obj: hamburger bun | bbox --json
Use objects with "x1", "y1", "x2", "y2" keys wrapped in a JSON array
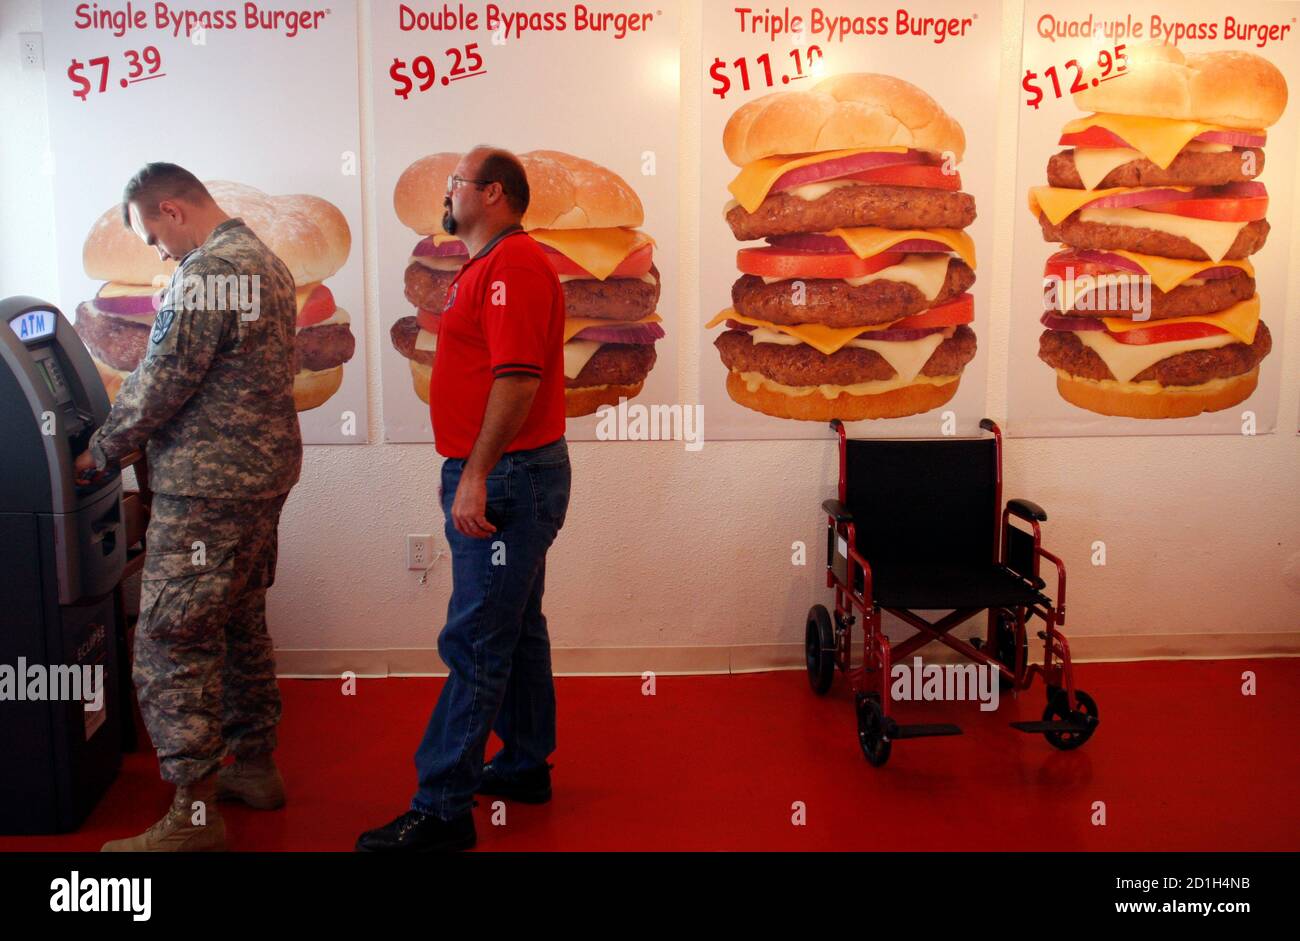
[
  {"x1": 724, "y1": 370, "x2": 961, "y2": 421},
  {"x1": 1074, "y1": 45, "x2": 1287, "y2": 130},
  {"x1": 85, "y1": 180, "x2": 351, "y2": 286},
  {"x1": 1054, "y1": 368, "x2": 1259, "y2": 419},
  {"x1": 293, "y1": 365, "x2": 344, "y2": 412},
  {"x1": 393, "y1": 149, "x2": 645, "y2": 236},
  {"x1": 723, "y1": 73, "x2": 966, "y2": 166},
  {"x1": 408, "y1": 358, "x2": 432, "y2": 406},
  {"x1": 565, "y1": 382, "x2": 644, "y2": 418}
]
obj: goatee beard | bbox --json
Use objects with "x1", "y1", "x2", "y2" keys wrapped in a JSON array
[{"x1": 442, "y1": 203, "x2": 458, "y2": 236}]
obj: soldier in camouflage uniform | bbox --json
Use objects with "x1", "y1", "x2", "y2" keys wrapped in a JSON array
[{"x1": 74, "y1": 163, "x2": 302, "y2": 852}]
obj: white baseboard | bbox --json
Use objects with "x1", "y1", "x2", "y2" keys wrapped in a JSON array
[{"x1": 274, "y1": 632, "x2": 1300, "y2": 678}]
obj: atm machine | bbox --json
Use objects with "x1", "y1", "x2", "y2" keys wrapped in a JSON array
[{"x1": 0, "y1": 295, "x2": 124, "y2": 834}]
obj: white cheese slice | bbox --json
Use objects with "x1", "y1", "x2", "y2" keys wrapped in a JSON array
[
  {"x1": 1077, "y1": 207, "x2": 1248, "y2": 263},
  {"x1": 1073, "y1": 148, "x2": 1142, "y2": 190},
  {"x1": 1074, "y1": 329, "x2": 1237, "y2": 383},
  {"x1": 414, "y1": 328, "x2": 437, "y2": 352},
  {"x1": 297, "y1": 306, "x2": 350, "y2": 332},
  {"x1": 783, "y1": 180, "x2": 862, "y2": 201},
  {"x1": 749, "y1": 327, "x2": 946, "y2": 384},
  {"x1": 563, "y1": 339, "x2": 603, "y2": 379}
]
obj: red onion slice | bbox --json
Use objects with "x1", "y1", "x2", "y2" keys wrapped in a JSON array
[
  {"x1": 725, "y1": 320, "x2": 757, "y2": 331},
  {"x1": 571, "y1": 322, "x2": 665, "y2": 345},
  {"x1": 764, "y1": 234, "x2": 852, "y2": 253},
  {"x1": 413, "y1": 237, "x2": 467, "y2": 258},
  {"x1": 1194, "y1": 130, "x2": 1266, "y2": 148},
  {"x1": 1066, "y1": 250, "x2": 1147, "y2": 274},
  {"x1": 1082, "y1": 188, "x2": 1199, "y2": 210},
  {"x1": 854, "y1": 325, "x2": 946, "y2": 342},
  {"x1": 1041, "y1": 311, "x2": 1107, "y2": 331},
  {"x1": 94, "y1": 292, "x2": 159, "y2": 316},
  {"x1": 771, "y1": 151, "x2": 924, "y2": 192},
  {"x1": 885, "y1": 239, "x2": 954, "y2": 254}
]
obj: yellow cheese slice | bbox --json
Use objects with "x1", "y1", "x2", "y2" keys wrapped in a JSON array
[
  {"x1": 531, "y1": 228, "x2": 654, "y2": 281},
  {"x1": 708, "y1": 308, "x2": 940, "y2": 357},
  {"x1": 562, "y1": 312, "x2": 661, "y2": 344},
  {"x1": 1028, "y1": 185, "x2": 1196, "y2": 225},
  {"x1": 1077, "y1": 207, "x2": 1248, "y2": 264},
  {"x1": 1108, "y1": 251, "x2": 1253, "y2": 294},
  {"x1": 826, "y1": 227, "x2": 976, "y2": 269},
  {"x1": 97, "y1": 281, "x2": 156, "y2": 298},
  {"x1": 1075, "y1": 330, "x2": 1238, "y2": 383},
  {"x1": 1101, "y1": 294, "x2": 1259, "y2": 345},
  {"x1": 429, "y1": 233, "x2": 464, "y2": 246},
  {"x1": 737, "y1": 370, "x2": 959, "y2": 399},
  {"x1": 727, "y1": 148, "x2": 910, "y2": 213},
  {"x1": 1062, "y1": 114, "x2": 1263, "y2": 170}
]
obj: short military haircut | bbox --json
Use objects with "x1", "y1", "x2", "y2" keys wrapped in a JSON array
[
  {"x1": 121, "y1": 163, "x2": 213, "y2": 227},
  {"x1": 474, "y1": 148, "x2": 530, "y2": 215}
]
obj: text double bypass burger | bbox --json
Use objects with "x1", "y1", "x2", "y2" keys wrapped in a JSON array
[
  {"x1": 1030, "y1": 45, "x2": 1285, "y2": 419},
  {"x1": 76, "y1": 181, "x2": 355, "y2": 411},
  {"x1": 390, "y1": 150, "x2": 664, "y2": 417},
  {"x1": 707, "y1": 73, "x2": 979, "y2": 422}
]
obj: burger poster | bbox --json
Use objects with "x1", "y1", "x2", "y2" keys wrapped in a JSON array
[
  {"x1": 370, "y1": 0, "x2": 680, "y2": 443},
  {"x1": 1008, "y1": 0, "x2": 1300, "y2": 436},
  {"x1": 699, "y1": 0, "x2": 1000, "y2": 439},
  {"x1": 39, "y1": 0, "x2": 367, "y2": 444}
]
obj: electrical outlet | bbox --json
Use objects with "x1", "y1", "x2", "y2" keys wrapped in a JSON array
[
  {"x1": 407, "y1": 534, "x2": 433, "y2": 571},
  {"x1": 19, "y1": 33, "x2": 43, "y2": 71}
]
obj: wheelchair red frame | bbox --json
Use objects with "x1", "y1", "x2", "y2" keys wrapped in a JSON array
[{"x1": 813, "y1": 418, "x2": 1098, "y2": 766}]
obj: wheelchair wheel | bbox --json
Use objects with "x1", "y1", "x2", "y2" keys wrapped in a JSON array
[
  {"x1": 994, "y1": 611, "x2": 1028, "y2": 692},
  {"x1": 805, "y1": 605, "x2": 835, "y2": 695},
  {"x1": 1042, "y1": 688, "x2": 1098, "y2": 751},
  {"x1": 855, "y1": 692, "x2": 892, "y2": 767}
]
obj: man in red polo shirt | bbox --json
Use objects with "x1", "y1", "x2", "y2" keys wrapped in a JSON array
[{"x1": 358, "y1": 147, "x2": 571, "y2": 853}]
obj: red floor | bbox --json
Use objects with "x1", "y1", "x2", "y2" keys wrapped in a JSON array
[{"x1": 2, "y1": 658, "x2": 1297, "y2": 852}]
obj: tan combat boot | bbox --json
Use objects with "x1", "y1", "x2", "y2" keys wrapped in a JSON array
[
  {"x1": 101, "y1": 774, "x2": 226, "y2": 852},
  {"x1": 217, "y1": 753, "x2": 286, "y2": 810}
]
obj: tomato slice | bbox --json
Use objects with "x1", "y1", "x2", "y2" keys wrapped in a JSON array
[
  {"x1": 1109, "y1": 321, "x2": 1227, "y2": 345},
  {"x1": 543, "y1": 243, "x2": 653, "y2": 279},
  {"x1": 845, "y1": 164, "x2": 962, "y2": 191},
  {"x1": 887, "y1": 293, "x2": 974, "y2": 330},
  {"x1": 1043, "y1": 250, "x2": 1126, "y2": 281},
  {"x1": 1143, "y1": 196, "x2": 1268, "y2": 222},
  {"x1": 416, "y1": 308, "x2": 441, "y2": 334},
  {"x1": 1058, "y1": 127, "x2": 1132, "y2": 149},
  {"x1": 737, "y1": 248, "x2": 904, "y2": 280},
  {"x1": 297, "y1": 285, "x2": 336, "y2": 328}
]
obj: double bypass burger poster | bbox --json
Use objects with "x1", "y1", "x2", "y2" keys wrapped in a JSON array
[
  {"x1": 40, "y1": 0, "x2": 368, "y2": 445},
  {"x1": 36, "y1": 1, "x2": 1300, "y2": 441}
]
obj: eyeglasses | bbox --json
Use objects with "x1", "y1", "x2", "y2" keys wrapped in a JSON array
[{"x1": 446, "y1": 175, "x2": 496, "y2": 194}]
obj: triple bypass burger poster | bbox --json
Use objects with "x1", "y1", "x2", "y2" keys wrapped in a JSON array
[
  {"x1": 1010, "y1": 0, "x2": 1300, "y2": 436},
  {"x1": 371, "y1": 0, "x2": 681, "y2": 443},
  {"x1": 40, "y1": 0, "x2": 368, "y2": 445}
]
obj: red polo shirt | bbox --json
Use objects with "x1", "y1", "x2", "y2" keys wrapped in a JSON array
[{"x1": 430, "y1": 226, "x2": 566, "y2": 458}]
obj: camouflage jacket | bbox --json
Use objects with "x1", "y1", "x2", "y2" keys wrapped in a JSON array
[{"x1": 89, "y1": 218, "x2": 302, "y2": 498}]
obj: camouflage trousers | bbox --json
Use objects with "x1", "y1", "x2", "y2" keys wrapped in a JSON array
[{"x1": 134, "y1": 493, "x2": 287, "y2": 785}]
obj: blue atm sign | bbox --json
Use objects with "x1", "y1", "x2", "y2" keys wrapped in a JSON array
[{"x1": 9, "y1": 310, "x2": 56, "y2": 343}]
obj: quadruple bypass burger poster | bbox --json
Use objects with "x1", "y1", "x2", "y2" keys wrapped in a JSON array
[{"x1": 36, "y1": 0, "x2": 1300, "y2": 441}]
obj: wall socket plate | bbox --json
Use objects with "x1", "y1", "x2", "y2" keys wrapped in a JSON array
[
  {"x1": 19, "y1": 33, "x2": 43, "y2": 70},
  {"x1": 406, "y1": 534, "x2": 433, "y2": 570}
]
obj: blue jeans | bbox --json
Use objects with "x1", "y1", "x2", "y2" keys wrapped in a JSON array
[{"x1": 412, "y1": 437, "x2": 571, "y2": 820}]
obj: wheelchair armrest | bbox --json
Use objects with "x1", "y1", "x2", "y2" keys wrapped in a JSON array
[
  {"x1": 822, "y1": 499, "x2": 853, "y2": 523},
  {"x1": 1007, "y1": 498, "x2": 1047, "y2": 522}
]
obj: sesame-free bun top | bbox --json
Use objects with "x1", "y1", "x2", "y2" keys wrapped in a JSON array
[
  {"x1": 83, "y1": 180, "x2": 351, "y2": 286},
  {"x1": 722, "y1": 72, "x2": 966, "y2": 167},
  {"x1": 1073, "y1": 44, "x2": 1287, "y2": 130},
  {"x1": 393, "y1": 149, "x2": 645, "y2": 236}
]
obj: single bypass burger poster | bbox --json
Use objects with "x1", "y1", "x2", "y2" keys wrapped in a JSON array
[
  {"x1": 372, "y1": 0, "x2": 680, "y2": 443},
  {"x1": 40, "y1": 0, "x2": 367, "y2": 444},
  {"x1": 700, "y1": 1, "x2": 1000, "y2": 440},
  {"x1": 1009, "y1": 0, "x2": 1300, "y2": 436}
]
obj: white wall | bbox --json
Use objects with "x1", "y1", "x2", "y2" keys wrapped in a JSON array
[{"x1": 4, "y1": 1, "x2": 1298, "y2": 670}]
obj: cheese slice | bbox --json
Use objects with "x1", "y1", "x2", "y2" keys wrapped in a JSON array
[
  {"x1": 727, "y1": 147, "x2": 910, "y2": 213},
  {"x1": 563, "y1": 338, "x2": 603, "y2": 379},
  {"x1": 97, "y1": 281, "x2": 156, "y2": 298},
  {"x1": 708, "y1": 308, "x2": 945, "y2": 357},
  {"x1": 1101, "y1": 294, "x2": 1260, "y2": 346},
  {"x1": 745, "y1": 326, "x2": 946, "y2": 384},
  {"x1": 414, "y1": 328, "x2": 438, "y2": 352},
  {"x1": 1062, "y1": 114, "x2": 1262, "y2": 170},
  {"x1": 826, "y1": 226, "x2": 976, "y2": 270},
  {"x1": 531, "y1": 227, "x2": 654, "y2": 281},
  {"x1": 1072, "y1": 148, "x2": 1142, "y2": 190},
  {"x1": 1075, "y1": 329, "x2": 1238, "y2": 383},
  {"x1": 1028, "y1": 185, "x2": 1196, "y2": 225},
  {"x1": 737, "y1": 370, "x2": 959, "y2": 399},
  {"x1": 1108, "y1": 251, "x2": 1253, "y2": 294},
  {"x1": 409, "y1": 254, "x2": 464, "y2": 272},
  {"x1": 1077, "y1": 207, "x2": 1248, "y2": 263},
  {"x1": 427, "y1": 233, "x2": 464, "y2": 247},
  {"x1": 760, "y1": 253, "x2": 951, "y2": 299},
  {"x1": 562, "y1": 312, "x2": 661, "y2": 344}
]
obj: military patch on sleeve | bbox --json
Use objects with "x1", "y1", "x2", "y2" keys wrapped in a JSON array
[{"x1": 148, "y1": 307, "x2": 178, "y2": 356}]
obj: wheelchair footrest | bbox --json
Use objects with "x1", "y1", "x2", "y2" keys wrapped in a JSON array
[
  {"x1": 890, "y1": 723, "x2": 963, "y2": 740},
  {"x1": 1010, "y1": 718, "x2": 1092, "y2": 734}
]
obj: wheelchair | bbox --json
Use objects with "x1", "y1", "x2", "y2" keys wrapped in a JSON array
[{"x1": 810, "y1": 418, "x2": 1098, "y2": 766}]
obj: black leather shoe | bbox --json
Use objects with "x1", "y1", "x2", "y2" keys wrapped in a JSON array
[
  {"x1": 355, "y1": 809, "x2": 476, "y2": 852},
  {"x1": 476, "y1": 762, "x2": 553, "y2": 804}
]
